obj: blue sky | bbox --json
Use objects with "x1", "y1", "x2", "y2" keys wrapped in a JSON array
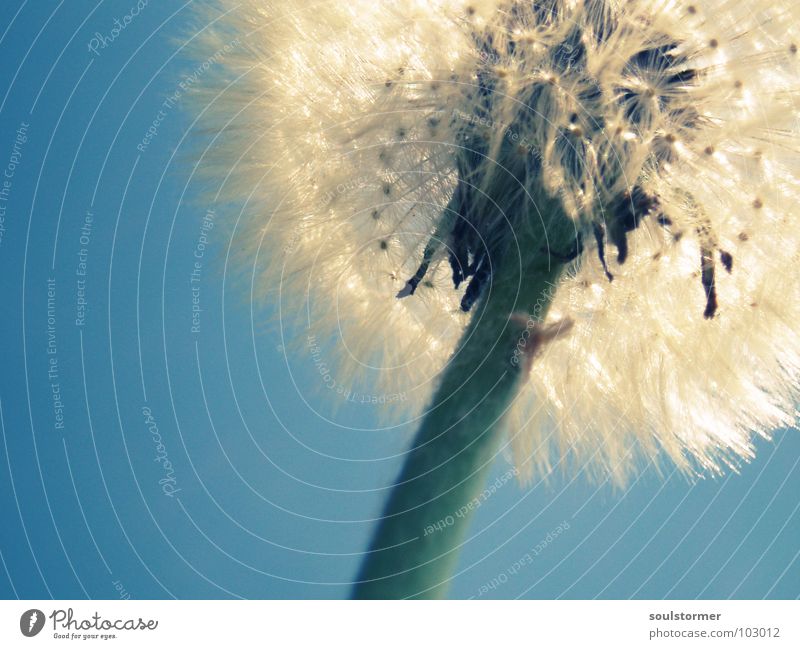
[{"x1": 0, "y1": 1, "x2": 798, "y2": 600}]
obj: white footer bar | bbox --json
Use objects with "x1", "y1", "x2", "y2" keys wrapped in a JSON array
[{"x1": 1, "y1": 600, "x2": 796, "y2": 648}]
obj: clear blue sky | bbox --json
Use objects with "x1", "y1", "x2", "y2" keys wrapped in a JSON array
[{"x1": 0, "y1": 1, "x2": 798, "y2": 600}]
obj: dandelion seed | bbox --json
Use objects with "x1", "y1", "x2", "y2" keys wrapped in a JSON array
[{"x1": 187, "y1": 0, "x2": 800, "y2": 596}]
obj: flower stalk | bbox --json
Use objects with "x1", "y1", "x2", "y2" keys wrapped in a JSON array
[{"x1": 354, "y1": 194, "x2": 573, "y2": 598}]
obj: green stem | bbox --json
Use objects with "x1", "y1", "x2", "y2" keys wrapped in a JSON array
[{"x1": 353, "y1": 198, "x2": 571, "y2": 599}]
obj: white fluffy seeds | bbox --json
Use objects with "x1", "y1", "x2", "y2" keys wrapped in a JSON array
[{"x1": 188, "y1": 0, "x2": 800, "y2": 484}]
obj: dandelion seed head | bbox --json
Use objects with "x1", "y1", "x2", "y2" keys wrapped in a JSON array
[{"x1": 189, "y1": 0, "x2": 800, "y2": 484}]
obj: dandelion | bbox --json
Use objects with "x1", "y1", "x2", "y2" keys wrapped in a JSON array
[{"x1": 187, "y1": 0, "x2": 800, "y2": 597}]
